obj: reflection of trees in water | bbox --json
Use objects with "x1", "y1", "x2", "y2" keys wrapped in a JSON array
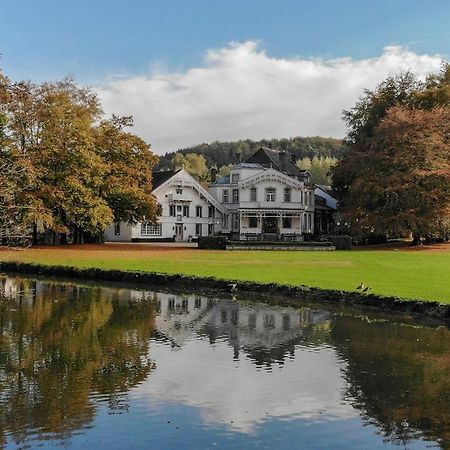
[
  {"x1": 331, "y1": 316, "x2": 450, "y2": 448},
  {"x1": 0, "y1": 280, "x2": 156, "y2": 447}
]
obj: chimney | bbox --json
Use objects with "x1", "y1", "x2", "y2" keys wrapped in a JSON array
[
  {"x1": 279, "y1": 151, "x2": 288, "y2": 173},
  {"x1": 210, "y1": 166, "x2": 218, "y2": 183}
]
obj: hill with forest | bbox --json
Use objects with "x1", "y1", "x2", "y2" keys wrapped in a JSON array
[{"x1": 155, "y1": 136, "x2": 348, "y2": 170}]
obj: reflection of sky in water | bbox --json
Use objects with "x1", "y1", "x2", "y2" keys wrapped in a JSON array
[
  {"x1": 140, "y1": 340, "x2": 354, "y2": 433},
  {"x1": 0, "y1": 277, "x2": 443, "y2": 449}
]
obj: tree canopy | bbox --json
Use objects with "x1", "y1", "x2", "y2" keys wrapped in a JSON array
[
  {"x1": 333, "y1": 64, "x2": 450, "y2": 241},
  {"x1": 157, "y1": 136, "x2": 348, "y2": 171},
  {"x1": 0, "y1": 71, "x2": 158, "y2": 244}
]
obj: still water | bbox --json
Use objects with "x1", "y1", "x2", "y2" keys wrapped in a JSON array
[{"x1": 0, "y1": 275, "x2": 449, "y2": 449}]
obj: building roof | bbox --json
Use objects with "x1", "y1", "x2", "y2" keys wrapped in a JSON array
[
  {"x1": 152, "y1": 170, "x2": 180, "y2": 189},
  {"x1": 245, "y1": 147, "x2": 305, "y2": 178}
]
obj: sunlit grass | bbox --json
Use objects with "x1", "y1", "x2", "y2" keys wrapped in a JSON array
[{"x1": 0, "y1": 244, "x2": 449, "y2": 303}]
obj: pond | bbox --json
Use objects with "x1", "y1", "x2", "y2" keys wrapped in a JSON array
[{"x1": 0, "y1": 275, "x2": 449, "y2": 449}]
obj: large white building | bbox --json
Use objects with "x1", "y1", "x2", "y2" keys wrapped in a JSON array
[
  {"x1": 105, "y1": 147, "x2": 331, "y2": 243},
  {"x1": 209, "y1": 147, "x2": 316, "y2": 241},
  {"x1": 105, "y1": 169, "x2": 225, "y2": 242}
]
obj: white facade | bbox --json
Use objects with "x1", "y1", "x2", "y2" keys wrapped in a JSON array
[
  {"x1": 105, "y1": 169, "x2": 225, "y2": 242},
  {"x1": 209, "y1": 164, "x2": 315, "y2": 240}
]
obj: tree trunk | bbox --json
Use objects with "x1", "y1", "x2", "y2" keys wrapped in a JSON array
[{"x1": 32, "y1": 223, "x2": 38, "y2": 246}]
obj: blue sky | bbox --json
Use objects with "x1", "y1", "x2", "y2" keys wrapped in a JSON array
[
  {"x1": 1, "y1": 0, "x2": 448, "y2": 83},
  {"x1": 1, "y1": 1, "x2": 449, "y2": 152}
]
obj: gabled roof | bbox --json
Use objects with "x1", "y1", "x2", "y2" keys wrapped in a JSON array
[
  {"x1": 152, "y1": 170, "x2": 181, "y2": 189},
  {"x1": 245, "y1": 147, "x2": 305, "y2": 178},
  {"x1": 153, "y1": 169, "x2": 225, "y2": 214}
]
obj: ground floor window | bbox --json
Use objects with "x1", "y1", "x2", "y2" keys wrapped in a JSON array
[
  {"x1": 114, "y1": 223, "x2": 121, "y2": 235},
  {"x1": 282, "y1": 217, "x2": 292, "y2": 229},
  {"x1": 248, "y1": 216, "x2": 258, "y2": 228},
  {"x1": 208, "y1": 223, "x2": 214, "y2": 235},
  {"x1": 195, "y1": 223, "x2": 202, "y2": 236},
  {"x1": 232, "y1": 213, "x2": 239, "y2": 231},
  {"x1": 223, "y1": 215, "x2": 229, "y2": 228},
  {"x1": 141, "y1": 221, "x2": 162, "y2": 236}
]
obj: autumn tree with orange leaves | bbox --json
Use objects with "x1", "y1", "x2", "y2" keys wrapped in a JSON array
[
  {"x1": 0, "y1": 71, "x2": 158, "y2": 245},
  {"x1": 333, "y1": 65, "x2": 450, "y2": 243}
]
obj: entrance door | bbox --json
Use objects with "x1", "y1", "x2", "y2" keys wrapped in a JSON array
[
  {"x1": 175, "y1": 223, "x2": 183, "y2": 241},
  {"x1": 262, "y1": 217, "x2": 278, "y2": 234}
]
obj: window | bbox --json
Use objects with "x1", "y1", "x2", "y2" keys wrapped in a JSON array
[
  {"x1": 265, "y1": 188, "x2": 276, "y2": 202},
  {"x1": 222, "y1": 189, "x2": 229, "y2": 203},
  {"x1": 208, "y1": 206, "x2": 215, "y2": 218},
  {"x1": 176, "y1": 188, "x2": 183, "y2": 194},
  {"x1": 223, "y1": 215, "x2": 229, "y2": 228},
  {"x1": 232, "y1": 213, "x2": 239, "y2": 231},
  {"x1": 232, "y1": 189, "x2": 239, "y2": 204},
  {"x1": 183, "y1": 205, "x2": 189, "y2": 217},
  {"x1": 169, "y1": 205, "x2": 176, "y2": 217},
  {"x1": 141, "y1": 221, "x2": 162, "y2": 236},
  {"x1": 300, "y1": 191, "x2": 304, "y2": 204},
  {"x1": 303, "y1": 214, "x2": 307, "y2": 230},
  {"x1": 248, "y1": 216, "x2": 258, "y2": 228},
  {"x1": 195, "y1": 297, "x2": 202, "y2": 308},
  {"x1": 282, "y1": 217, "x2": 292, "y2": 229},
  {"x1": 250, "y1": 187, "x2": 257, "y2": 202},
  {"x1": 221, "y1": 310, "x2": 227, "y2": 324},
  {"x1": 114, "y1": 223, "x2": 121, "y2": 235},
  {"x1": 308, "y1": 213, "x2": 312, "y2": 230},
  {"x1": 208, "y1": 223, "x2": 214, "y2": 235},
  {"x1": 282, "y1": 314, "x2": 290, "y2": 331},
  {"x1": 177, "y1": 205, "x2": 182, "y2": 212},
  {"x1": 263, "y1": 314, "x2": 275, "y2": 329},
  {"x1": 195, "y1": 223, "x2": 202, "y2": 236},
  {"x1": 196, "y1": 206, "x2": 202, "y2": 217},
  {"x1": 284, "y1": 188, "x2": 291, "y2": 202},
  {"x1": 231, "y1": 173, "x2": 240, "y2": 183}
]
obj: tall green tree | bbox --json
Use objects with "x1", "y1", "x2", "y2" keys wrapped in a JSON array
[
  {"x1": 0, "y1": 70, "x2": 158, "y2": 245},
  {"x1": 333, "y1": 65, "x2": 450, "y2": 242}
]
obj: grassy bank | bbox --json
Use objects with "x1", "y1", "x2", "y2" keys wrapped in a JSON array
[{"x1": 0, "y1": 244, "x2": 449, "y2": 303}]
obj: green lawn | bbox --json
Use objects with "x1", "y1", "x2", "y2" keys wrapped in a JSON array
[{"x1": 0, "y1": 244, "x2": 449, "y2": 303}]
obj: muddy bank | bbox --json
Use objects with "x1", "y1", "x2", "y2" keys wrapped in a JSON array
[{"x1": 1, "y1": 261, "x2": 449, "y2": 324}]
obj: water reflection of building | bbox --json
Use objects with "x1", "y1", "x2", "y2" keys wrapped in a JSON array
[{"x1": 153, "y1": 292, "x2": 331, "y2": 364}]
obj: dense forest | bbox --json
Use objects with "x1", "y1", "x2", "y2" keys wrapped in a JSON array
[{"x1": 156, "y1": 136, "x2": 348, "y2": 170}]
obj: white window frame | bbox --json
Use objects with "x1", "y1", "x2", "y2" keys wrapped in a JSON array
[
  {"x1": 284, "y1": 188, "x2": 291, "y2": 203},
  {"x1": 141, "y1": 221, "x2": 162, "y2": 236},
  {"x1": 265, "y1": 188, "x2": 276, "y2": 202},
  {"x1": 232, "y1": 189, "x2": 239, "y2": 204}
]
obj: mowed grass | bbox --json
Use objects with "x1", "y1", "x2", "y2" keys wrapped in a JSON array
[{"x1": 0, "y1": 243, "x2": 449, "y2": 303}]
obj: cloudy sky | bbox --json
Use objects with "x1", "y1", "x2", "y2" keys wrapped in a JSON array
[{"x1": 1, "y1": 0, "x2": 449, "y2": 153}]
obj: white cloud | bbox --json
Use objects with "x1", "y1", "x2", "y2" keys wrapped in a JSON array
[{"x1": 96, "y1": 42, "x2": 444, "y2": 154}]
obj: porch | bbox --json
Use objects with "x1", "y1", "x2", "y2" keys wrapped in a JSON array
[{"x1": 237, "y1": 209, "x2": 307, "y2": 241}]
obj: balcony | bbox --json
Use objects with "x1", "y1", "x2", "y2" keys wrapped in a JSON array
[{"x1": 168, "y1": 193, "x2": 192, "y2": 202}]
